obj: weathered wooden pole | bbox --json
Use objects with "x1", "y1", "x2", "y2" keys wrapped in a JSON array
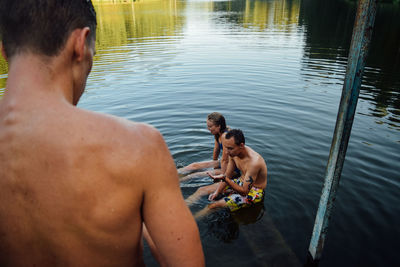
[{"x1": 306, "y1": 0, "x2": 377, "y2": 265}]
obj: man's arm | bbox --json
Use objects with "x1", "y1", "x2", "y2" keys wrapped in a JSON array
[
  {"x1": 207, "y1": 178, "x2": 227, "y2": 201},
  {"x1": 224, "y1": 163, "x2": 259, "y2": 196},
  {"x1": 207, "y1": 156, "x2": 237, "y2": 200},
  {"x1": 208, "y1": 156, "x2": 236, "y2": 182},
  {"x1": 224, "y1": 156, "x2": 236, "y2": 179},
  {"x1": 140, "y1": 126, "x2": 204, "y2": 267}
]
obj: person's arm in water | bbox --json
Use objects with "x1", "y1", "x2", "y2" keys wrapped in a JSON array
[
  {"x1": 207, "y1": 156, "x2": 236, "y2": 200},
  {"x1": 218, "y1": 162, "x2": 259, "y2": 196},
  {"x1": 219, "y1": 133, "x2": 229, "y2": 173},
  {"x1": 212, "y1": 137, "x2": 220, "y2": 161},
  {"x1": 140, "y1": 126, "x2": 204, "y2": 266}
]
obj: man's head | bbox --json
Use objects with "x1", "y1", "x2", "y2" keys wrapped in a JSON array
[
  {"x1": 0, "y1": 0, "x2": 97, "y2": 60},
  {"x1": 223, "y1": 129, "x2": 245, "y2": 157}
]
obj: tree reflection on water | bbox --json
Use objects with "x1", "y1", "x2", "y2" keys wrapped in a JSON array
[
  {"x1": 209, "y1": 0, "x2": 399, "y2": 129},
  {"x1": 299, "y1": 0, "x2": 400, "y2": 129}
]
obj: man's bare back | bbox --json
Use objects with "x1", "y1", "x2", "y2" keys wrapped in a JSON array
[
  {"x1": 0, "y1": 102, "x2": 150, "y2": 265},
  {"x1": 0, "y1": 1, "x2": 203, "y2": 266}
]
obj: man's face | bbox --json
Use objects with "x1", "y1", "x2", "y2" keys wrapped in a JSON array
[{"x1": 223, "y1": 137, "x2": 242, "y2": 157}]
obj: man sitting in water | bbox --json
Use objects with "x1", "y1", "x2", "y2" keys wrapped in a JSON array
[
  {"x1": 0, "y1": 1, "x2": 204, "y2": 266},
  {"x1": 187, "y1": 129, "x2": 267, "y2": 217}
]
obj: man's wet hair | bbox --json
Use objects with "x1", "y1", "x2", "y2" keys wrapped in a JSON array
[
  {"x1": 225, "y1": 129, "x2": 245, "y2": 145},
  {"x1": 0, "y1": 0, "x2": 97, "y2": 59}
]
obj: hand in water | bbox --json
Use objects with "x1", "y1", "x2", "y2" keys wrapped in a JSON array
[
  {"x1": 208, "y1": 192, "x2": 218, "y2": 201},
  {"x1": 207, "y1": 172, "x2": 224, "y2": 181}
]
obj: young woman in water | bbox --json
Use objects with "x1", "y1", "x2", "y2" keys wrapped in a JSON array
[{"x1": 178, "y1": 112, "x2": 229, "y2": 181}]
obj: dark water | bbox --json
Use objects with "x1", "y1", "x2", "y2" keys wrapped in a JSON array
[{"x1": 1, "y1": 0, "x2": 399, "y2": 266}]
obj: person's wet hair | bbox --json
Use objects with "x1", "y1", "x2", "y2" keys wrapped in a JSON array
[
  {"x1": 225, "y1": 129, "x2": 245, "y2": 145},
  {"x1": 207, "y1": 112, "x2": 227, "y2": 133},
  {"x1": 0, "y1": 0, "x2": 97, "y2": 59}
]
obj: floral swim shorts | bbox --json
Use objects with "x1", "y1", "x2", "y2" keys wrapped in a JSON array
[{"x1": 223, "y1": 178, "x2": 265, "y2": 212}]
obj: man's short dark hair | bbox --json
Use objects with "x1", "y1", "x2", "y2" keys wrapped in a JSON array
[
  {"x1": 0, "y1": 0, "x2": 97, "y2": 59},
  {"x1": 225, "y1": 129, "x2": 245, "y2": 145}
]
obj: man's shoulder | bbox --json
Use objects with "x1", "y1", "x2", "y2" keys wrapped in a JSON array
[
  {"x1": 71, "y1": 108, "x2": 172, "y2": 178},
  {"x1": 77, "y1": 108, "x2": 161, "y2": 139},
  {"x1": 72, "y1": 108, "x2": 166, "y2": 160},
  {"x1": 246, "y1": 146, "x2": 266, "y2": 167}
]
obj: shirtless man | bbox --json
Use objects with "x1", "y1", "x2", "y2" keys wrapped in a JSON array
[
  {"x1": 187, "y1": 129, "x2": 267, "y2": 218},
  {"x1": 0, "y1": 1, "x2": 204, "y2": 266}
]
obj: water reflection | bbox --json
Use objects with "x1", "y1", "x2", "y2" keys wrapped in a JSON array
[
  {"x1": 90, "y1": 0, "x2": 186, "y2": 85},
  {"x1": 212, "y1": 0, "x2": 300, "y2": 31},
  {"x1": 0, "y1": 46, "x2": 7, "y2": 96},
  {"x1": 1, "y1": 0, "x2": 399, "y2": 266},
  {"x1": 205, "y1": 210, "x2": 240, "y2": 243},
  {"x1": 299, "y1": 0, "x2": 400, "y2": 129},
  {"x1": 2, "y1": 0, "x2": 399, "y2": 127},
  {"x1": 366, "y1": 3, "x2": 400, "y2": 129},
  {"x1": 203, "y1": 203, "x2": 264, "y2": 243},
  {"x1": 94, "y1": 0, "x2": 185, "y2": 50},
  {"x1": 0, "y1": 0, "x2": 186, "y2": 98}
]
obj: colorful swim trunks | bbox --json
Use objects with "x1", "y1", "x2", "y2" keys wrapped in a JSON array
[{"x1": 223, "y1": 178, "x2": 265, "y2": 212}]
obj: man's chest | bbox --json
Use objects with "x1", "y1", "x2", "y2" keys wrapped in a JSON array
[{"x1": 233, "y1": 158, "x2": 248, "y2": 175}]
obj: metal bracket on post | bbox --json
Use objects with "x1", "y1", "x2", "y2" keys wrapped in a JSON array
[{"x1": 306, "y1": 0, "x2": 377, "y2": 265}]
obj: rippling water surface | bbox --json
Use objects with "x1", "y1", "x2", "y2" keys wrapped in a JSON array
[{"x1": 1, "y1": 0, "x2": 399, "y2": 266}]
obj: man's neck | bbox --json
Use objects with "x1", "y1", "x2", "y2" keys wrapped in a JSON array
[
  {"x1": 237, "y1": 146, "x2": 249, "y2": 159},
  {"x1": 3, "y1": 53, "x2": 74, "y2": 105}
]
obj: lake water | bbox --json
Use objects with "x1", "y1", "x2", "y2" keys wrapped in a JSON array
[{"x1": 1, "y1": 0, "x2": 399, "y2": 266}]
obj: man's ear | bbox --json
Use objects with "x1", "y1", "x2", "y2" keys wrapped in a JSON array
[
  {"x1": 240, "y1": 143, "x2": 245, "y2": 149},
  {"x1": 73, "y1": 27, "x2": 91, "y2": 62},
  {"x1": 1, "y1": 42, "x2": 8, "y2": 62}
]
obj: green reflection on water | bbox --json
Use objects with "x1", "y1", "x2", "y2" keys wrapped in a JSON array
[
  {"x1": 299, "y1": 0, "x2": 400, "y2": 129},
  {"x1": 93, "y1": 0, "x2": 185, "y2": 57},
  {"x1": 212, "y1": 0, "x2": 301, "y2": 31},
  {"x1": 0, "y1": 40, "x2": 7, "y2": 98},
  {"x1": 0, "y1": 0, "x2": 185, "y2": 99},
  {"x1": 2, "y1": 0, "x2": 399, "y2": 125},
  {"x1": 0, "y1": 55, "x2": 7, "y2": 98},
  {"x1": 0, "y1": 56, "x2": 6, "y2": 75}
]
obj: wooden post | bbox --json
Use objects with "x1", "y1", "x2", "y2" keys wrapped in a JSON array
[{"x1": 306, "y1": 0, "x2": 377, "y2": 265}]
